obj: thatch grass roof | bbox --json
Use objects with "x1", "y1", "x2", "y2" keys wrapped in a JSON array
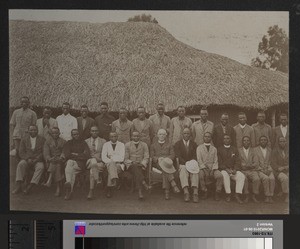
[{"x1": 9, "y1": 20, "x2": 288, "y2": 113}]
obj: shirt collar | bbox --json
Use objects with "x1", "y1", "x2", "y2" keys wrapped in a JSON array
[
  {"x1": 204, "y1": 143, "x2": 211, "y2": 146},
  {"x1": 158, "y1": 140, "x2": 165, "y2": 144},
  {"x1": 239, "y1": 123, "x2": 246, "y2": 129},
  {"x1": 224, "y1": 145, "x2": 231, "y2": 148}
]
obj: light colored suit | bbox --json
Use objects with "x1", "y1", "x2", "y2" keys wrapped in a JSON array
[
  {"x1": 192, "y1": 120, "x2": 214, "y2": 146},
  {"x1": 149, "y1": 114, "x2": 171, "y2": 138},
  {"x1": 197, "y1": 144, "x2": 223, "y2": 192},
  {"x1": 111, "y1": 119, "x2": 133, "y2": 145},
  {"x1": 254, "y1": 146, "x2": 275, "y2": 197},
  {"x1": 170, "y1": 116, "x2": 192, "y2": 145},
  {"x1": 36, "y1": 117, "x2": 58, "y2": 140},
  {"x1": 101, "y1": 141, "x2": 125, "y2": 186},
  {"x1": 234, "y1": 124, "x2": 255, "y2": 148},
  {"x1": 252, "y1": 122, "x2": 272, "y2": 147},
  {"x1": 132, "y1": 118, "x2": 153, "y2": 147}
]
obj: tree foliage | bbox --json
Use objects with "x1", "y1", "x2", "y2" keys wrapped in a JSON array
[
  {"x1": 127, "y1": 14, "x2": 158, "y2": 24},
  {"x1": 251, "y1": 25, "x2": 288, "y2": 73}
]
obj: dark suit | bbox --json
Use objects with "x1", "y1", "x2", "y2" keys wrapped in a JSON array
[
  {"x1": 272, "y1": 125, "x2": 289, "y2": 149},
  {"x1": 16, "y1": 135, "x2": 45, "y2": 185},
  {"x1": 77, "y1": 116, "x2": 95, "y2": 141},
  {"x1": 213, "y1": 124, "x2": 236, "y2": 148},
  {"x1": 95, "y1": 113, "x2": 115, "y2": 141}
]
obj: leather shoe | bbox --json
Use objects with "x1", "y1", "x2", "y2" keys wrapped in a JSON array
[
  {"x1": 193, "y1": 194, "x2": 199, "y2": 203},
  {"x1": 214, "y1": 192, "x2": 221, "y2": 201},
  {"x1": 106, "y1": 188, "x2": 112, "y2": 198},
  {"x1": 12, "y1": 186, "x2": 22, "y2": 195},
  {"x1": 225, "y1": 194, "x2": 231, "y2": 202},
  {"x1": 173, "y1": 186, "x2": 180, "y2": 194},
  {"x1": 268, "y1": 196, "x2": 274, "y2": 203},
  {"x1": 184, "y1": 193, "x2": 190, "y2": 202},
  {"x1": 201, "y1": 191, "x2": 208, "y2": 200},
  {"x1": 138, "y1": 189, "x2": 144, "y2": 200},
  {"x1": 87, "y1": 189, "x2": 94, "y2": 200},
  {"x1": 251, "y1": 194, "x2": 259, "y2": 203},
  {"x1": 165, "y1": 191, "x2": 170, "y2": 200},
  {"x1": 235, "y1": 193, "x2": 243, "y2": 204},
  {"x1": 64, "y1": 182, "x2": 72, "y2": 200},
  {"x1": 244, "y1": 194, "x2": 249, "y2": 203}
]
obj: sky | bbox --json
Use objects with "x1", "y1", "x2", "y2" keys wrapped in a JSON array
[{"x1": 9, "y1": 10, "x2": 289, "y2": 65}]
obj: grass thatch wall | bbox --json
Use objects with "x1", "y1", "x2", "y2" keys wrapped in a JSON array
[{"x1": 9, "y1": 20, "x2": 288, "y2": 113}]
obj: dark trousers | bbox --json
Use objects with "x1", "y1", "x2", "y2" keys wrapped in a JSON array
[{"x1": 128, "y1": 163, "x2": 145, "y2": 190}]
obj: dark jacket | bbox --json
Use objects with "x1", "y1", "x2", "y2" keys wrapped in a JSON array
[
  {"x1": 174, "y1": 139, "x2": 197, "y2": 165},
  {"x1": 213, "y1": 124, "x2": 236, "y2": 148},
  {"x1": 95, "y1": 113, "x2": 115, "y2": 141},
  {"x1": 271, "y1": 147, "x2": 289, "y2": 176},
  {"x1": 63, "y1": 139, "x2": 90, "y2": 169},
  {"x1": 19, "y1": 135, "x2": 45, "y2": 162},
  {"x1": 77, "y1": 116, "x2": 95, "y2": 141},
  {"x1": 217, "y1": 145, "x2": 241, "y2": 171},
  {"x1": 150, "y1": 140, "x2": 175, "y2": 162}
]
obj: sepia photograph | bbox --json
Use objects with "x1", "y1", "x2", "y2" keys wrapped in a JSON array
[{"x1": 9, "y1": 10, "x2": 289, "y2": 214}]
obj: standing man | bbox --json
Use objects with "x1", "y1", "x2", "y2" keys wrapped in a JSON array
[
  {"x1": 192, "y1": 107, "x2": 214, "y2": 146},
  {"x1": 149, "y1": 103, "x2": 171, "y2": 140},
  {"x1": 234, "y1": 112, "x2": 255, "y2": 148},
  {"x1": 150, "y1": 129, "x2": 180, "y2": 200},
  {"x1": 36, "y1": 106, "x2": 58, "y2": 140},
  {"x1": 101, "y1": 132, "x2": 125, "y2": 198},
  {"x1": 271, "y1": 137, "x2": 289, "y2": 203},
  {"x1": 213, "y1": 113, "x2": 236, "y2": 148},
  {"x1": 95, "y1": 102, "x2": 115, "y2": 141},
  {"x1": 85, "y1": 126, "x2": 106, "y2": 200},
  {"x1": 125, "y1": 131, "x2": 150, "y2": 200},
  {"x1": 238, "y1": 136, "x2": 260, "y2": 203},
  {"x1": 43, "y1": 127, "x2": 66, "y2": 196},
  {"x1": 218, "y1": 134, "x2": 245, "y2": 203},
  {"x1": 10, "y1": 96, "x2": 37, "y2": 156},
  {"x1": 254, "y1": 136, "x2": 275, "y2": 203},
  {"x1": 56, "y1": 102, "x2": 77, "y2": 141},
  {"x1": 111, "y1": 108, "x2": 133, "y2": 144},
  {"x1": 197, "y1": 132, "x2": 223, "y2": 201},
  {"x1": 63, "y1": 129, "x2": 90, "y2": 200},
  {"x1": 170, "y1": 106, "x2": 192, "y2": 145},
  {"x1": 272, "y1": 113, "x2": 289, "y2": 149},
  {"x1": 12, "y1": 125, "x2": 45, "y2": 195},
  {"x1": 132, "y1": 106, "x2": 153, "y2": 147},
  {"x1": 77, "y1": 105, "x2": 95, "y2": 141},
  {"x1": 252, "y1": 111, "x2": 272, "y2": 147},
  {"x1": 174, "y1": 128, "x2": 199, "y2": 203}
]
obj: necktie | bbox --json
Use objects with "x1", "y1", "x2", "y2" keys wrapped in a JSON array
[
  {"x1": 185, "y1": 141, "x2": 189, "y2": 154},
  {"x1": 282, "y1": 150, "x2": 286, "y2": 158},
  {"x1": 92, "y1": 139, "x2": 96, "y2": 154},
  {"x1": 205, "y1": 145, "x2": 210, "y2": 152},
  {"x1": 135, "y1": 143, "x2": 139, "y2": 149},
  {"x1": 112, "y1": 143, "x2": 117, "y2": 150},
  {"x1": 223, "y1": 125, "x2": 226, "y2": 134}
]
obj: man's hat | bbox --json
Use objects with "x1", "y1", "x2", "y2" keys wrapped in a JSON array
[
  {"x1": 185, "y1": 160, "x2": 200, "y2": 174},
  {"x1": 158, "y1": 157, "x2": 176, "y2": 174}
]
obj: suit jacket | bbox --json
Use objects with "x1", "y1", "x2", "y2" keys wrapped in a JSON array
[
  {"x1": 170, "y1": 116, "x2": 192, "y2": 145},
  {"x1": 234, "y1": 124, "x2": 255, "y2": 148},
  {"x1": 192, "y1": 120, "x2": 214, "y2": 146},
  {"x1": 94, "y1": 113, "x2": 115, "y2": 141},
  {"x1": 253, "y1": 146, "x2": 272, "y2": 173},
  {"x1": 272, "y1": 125, "x2": 289, "y2": 149},
  {"x1": 19, "y1": 135, "x2": 45, "y2": 162},
  {"x1": 217, "y1": 146, "x2": 241, "y2": 171},
  {"x1": 124, "y1": 141, "x2": 149, "y2": 168},
  {"x1": 77, "y1": 116, "x2": 95, "y2": 141},
  {"x1": 132, "y1": 118, "x2": 153, "y2": 147},
  {"x1": 213, "y1": 123, "x2": 236, "y2": 148},
  {"x1": 252, "y1": 122, "x2": 272, "y2": 147},
  {"x1": 174, "y1": 139, "x2": 197, "y2": 165},
  {"x1": 36, "y1": 117, "x2": 58, "y2": 140},
  {"x1": 63, "y1": 139, "x2": 90, "y2": 169},
  {"x1": 150, "y1": 140, "x2": 175, "y2": 161},
  {"x1": 197, "y1": 144, "x2": 218, "y2": 170},
  {"x1": 271, "y1": 147, "x2": 289, "y2": 176},
  {"x1": 85, "y1": 137, "x2": 106, "y2": 162},
  {"x1": 43, "y1": 136, "x2": 66, "y2": 161},
  {"x1": 238, "y1": 147, "x2": 259, "y2": 171},
  {"x1": 101, "y1": 141, "x2": 125, "y2": 164},
  {"x1": 111, "y1": 119, "x2": 133, "y2": 144},
  {"x1": 149, "y1": 114, "x2": 171, "y2": 138}
]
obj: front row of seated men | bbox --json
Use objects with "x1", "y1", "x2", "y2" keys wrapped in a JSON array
[{"x1": 12, "y1": 125, "x2": 289, "y2": 203}]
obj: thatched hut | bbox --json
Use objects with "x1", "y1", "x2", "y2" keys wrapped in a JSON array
[{"x1": 9, "y1": 20, "x2": 288, "y2": 126}]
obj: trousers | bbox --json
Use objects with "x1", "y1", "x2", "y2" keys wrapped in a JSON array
[
  {"x1": 242, "y1": 170, "x2": 260, "y2": 195},
  {"x1": 86, "y1": 158, "x2": 105, "y2": 189},
  {"x1": 221, "y1": 170, "x2": 245, "y2": 194},
  {"x1": 179, "y1": 165, "x2": 199, "y2": 189},
  {"x1": 16, "y1": 159, "x2": 44, "y2": 185},
  {"x1": 198, "y1": 168, "x2": 223, "y2": 192},
  {"x1": 258, "y1": 171, "x2": 275, "y2": 197}
]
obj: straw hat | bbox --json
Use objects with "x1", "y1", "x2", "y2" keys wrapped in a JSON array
[
  {"x1": 158, "y1": 157, "x2": 176, "y2": 174},
  {"x1": 185, "y1": 160, "x2": 200, "y2": 174}
]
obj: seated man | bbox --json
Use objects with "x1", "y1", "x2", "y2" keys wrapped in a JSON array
[
  {"x1": 12, "y1": 125, "x2": 45, "y2": 195},
  {"x1": 43, "y1": 127, "x2": 66, "y2": 196},
  {"x1": 238, "y1": 136, "x2": 260, "y2": 203},
  {"x1": 218, "y1": 134, "x2": 245, "y2": 203},
  {"x1": 271, "y1": 136, "x2": 289, "y2": 203},
  {"x1": 85, "y1": 126, "x2": 106, "y2": 200},
  {"x1": 174, "y1": 128, "x2": 199, "y2": 203},
  {"x1": 63, "y1": 129, "x2": 90, "y2": 200},
  {"x1": 254, "y1": 135, "x2": 275, "y2": 203},
  {"x1": 125, "y1": 131, "x2": 151, "y2": 200},
  {"x1": 197, "y1": 132, "x2": 223, "y2": 201},
  {"x1": 101, "y1": 132, "x2": 125, "y2": 198},
  {"x1": 150, "y1": 129, "x2": 180, "y2": 200}
]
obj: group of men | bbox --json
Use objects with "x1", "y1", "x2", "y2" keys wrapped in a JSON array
[{"x1": 10, "y1": 97, "x2": 289, "y2": 204}]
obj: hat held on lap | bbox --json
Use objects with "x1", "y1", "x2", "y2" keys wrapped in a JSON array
[
  {"x1": 158, "y1": 157, "x2": 176, "y2": 174},
  {"x1": 185, "y1": 160, "x2": 199, "y2": 174}
]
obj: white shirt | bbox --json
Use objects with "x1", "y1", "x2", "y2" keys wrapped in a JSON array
[
  {"x1": 224, "y1": 145, "x2": 231, "y2": 148},
  {"x1": 239, "y1": 123, "x2": 246, "y2": 129},
  {"x1": 30, "y1": 136, "x2": 36, "y2": 150},
  {"x1": 90, "y1": 137, "x2": 99, "y2": 150},
  {"x1": 56, "y1": 113, "x2": 78, "y2": 141},
  {"x1": 243, "y1": 147, "x2": 249, "y2": 159},
  {"x1": 280, "y1": 125, "x2": 288, "y2": 137},
  {"x1": 260, "y1": 146, "x2": 267, "y2": 158},
  {"x1": 183, "y1": 139, "x2": 190, "y2": 147},
  {"x1": 102, "y1": 141, "x2": 125, "y2": 164}
]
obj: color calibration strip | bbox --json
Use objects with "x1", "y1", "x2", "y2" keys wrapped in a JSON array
[{"x1": 75, "y1": 238, "x2": 272, "y2": 249}]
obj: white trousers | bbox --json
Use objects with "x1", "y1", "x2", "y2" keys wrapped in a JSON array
[{"x1": 221, "y1": 170, "x2": 245, "y2": 194}]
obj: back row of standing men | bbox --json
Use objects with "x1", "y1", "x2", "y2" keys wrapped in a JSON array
[{"x1": 10, "y1": 97, "x2": 288, "y2": 152}]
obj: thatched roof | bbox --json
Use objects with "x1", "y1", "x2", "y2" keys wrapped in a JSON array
[{"x1": 9, "y1": 20, "x2": 288, "y2": 113}]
